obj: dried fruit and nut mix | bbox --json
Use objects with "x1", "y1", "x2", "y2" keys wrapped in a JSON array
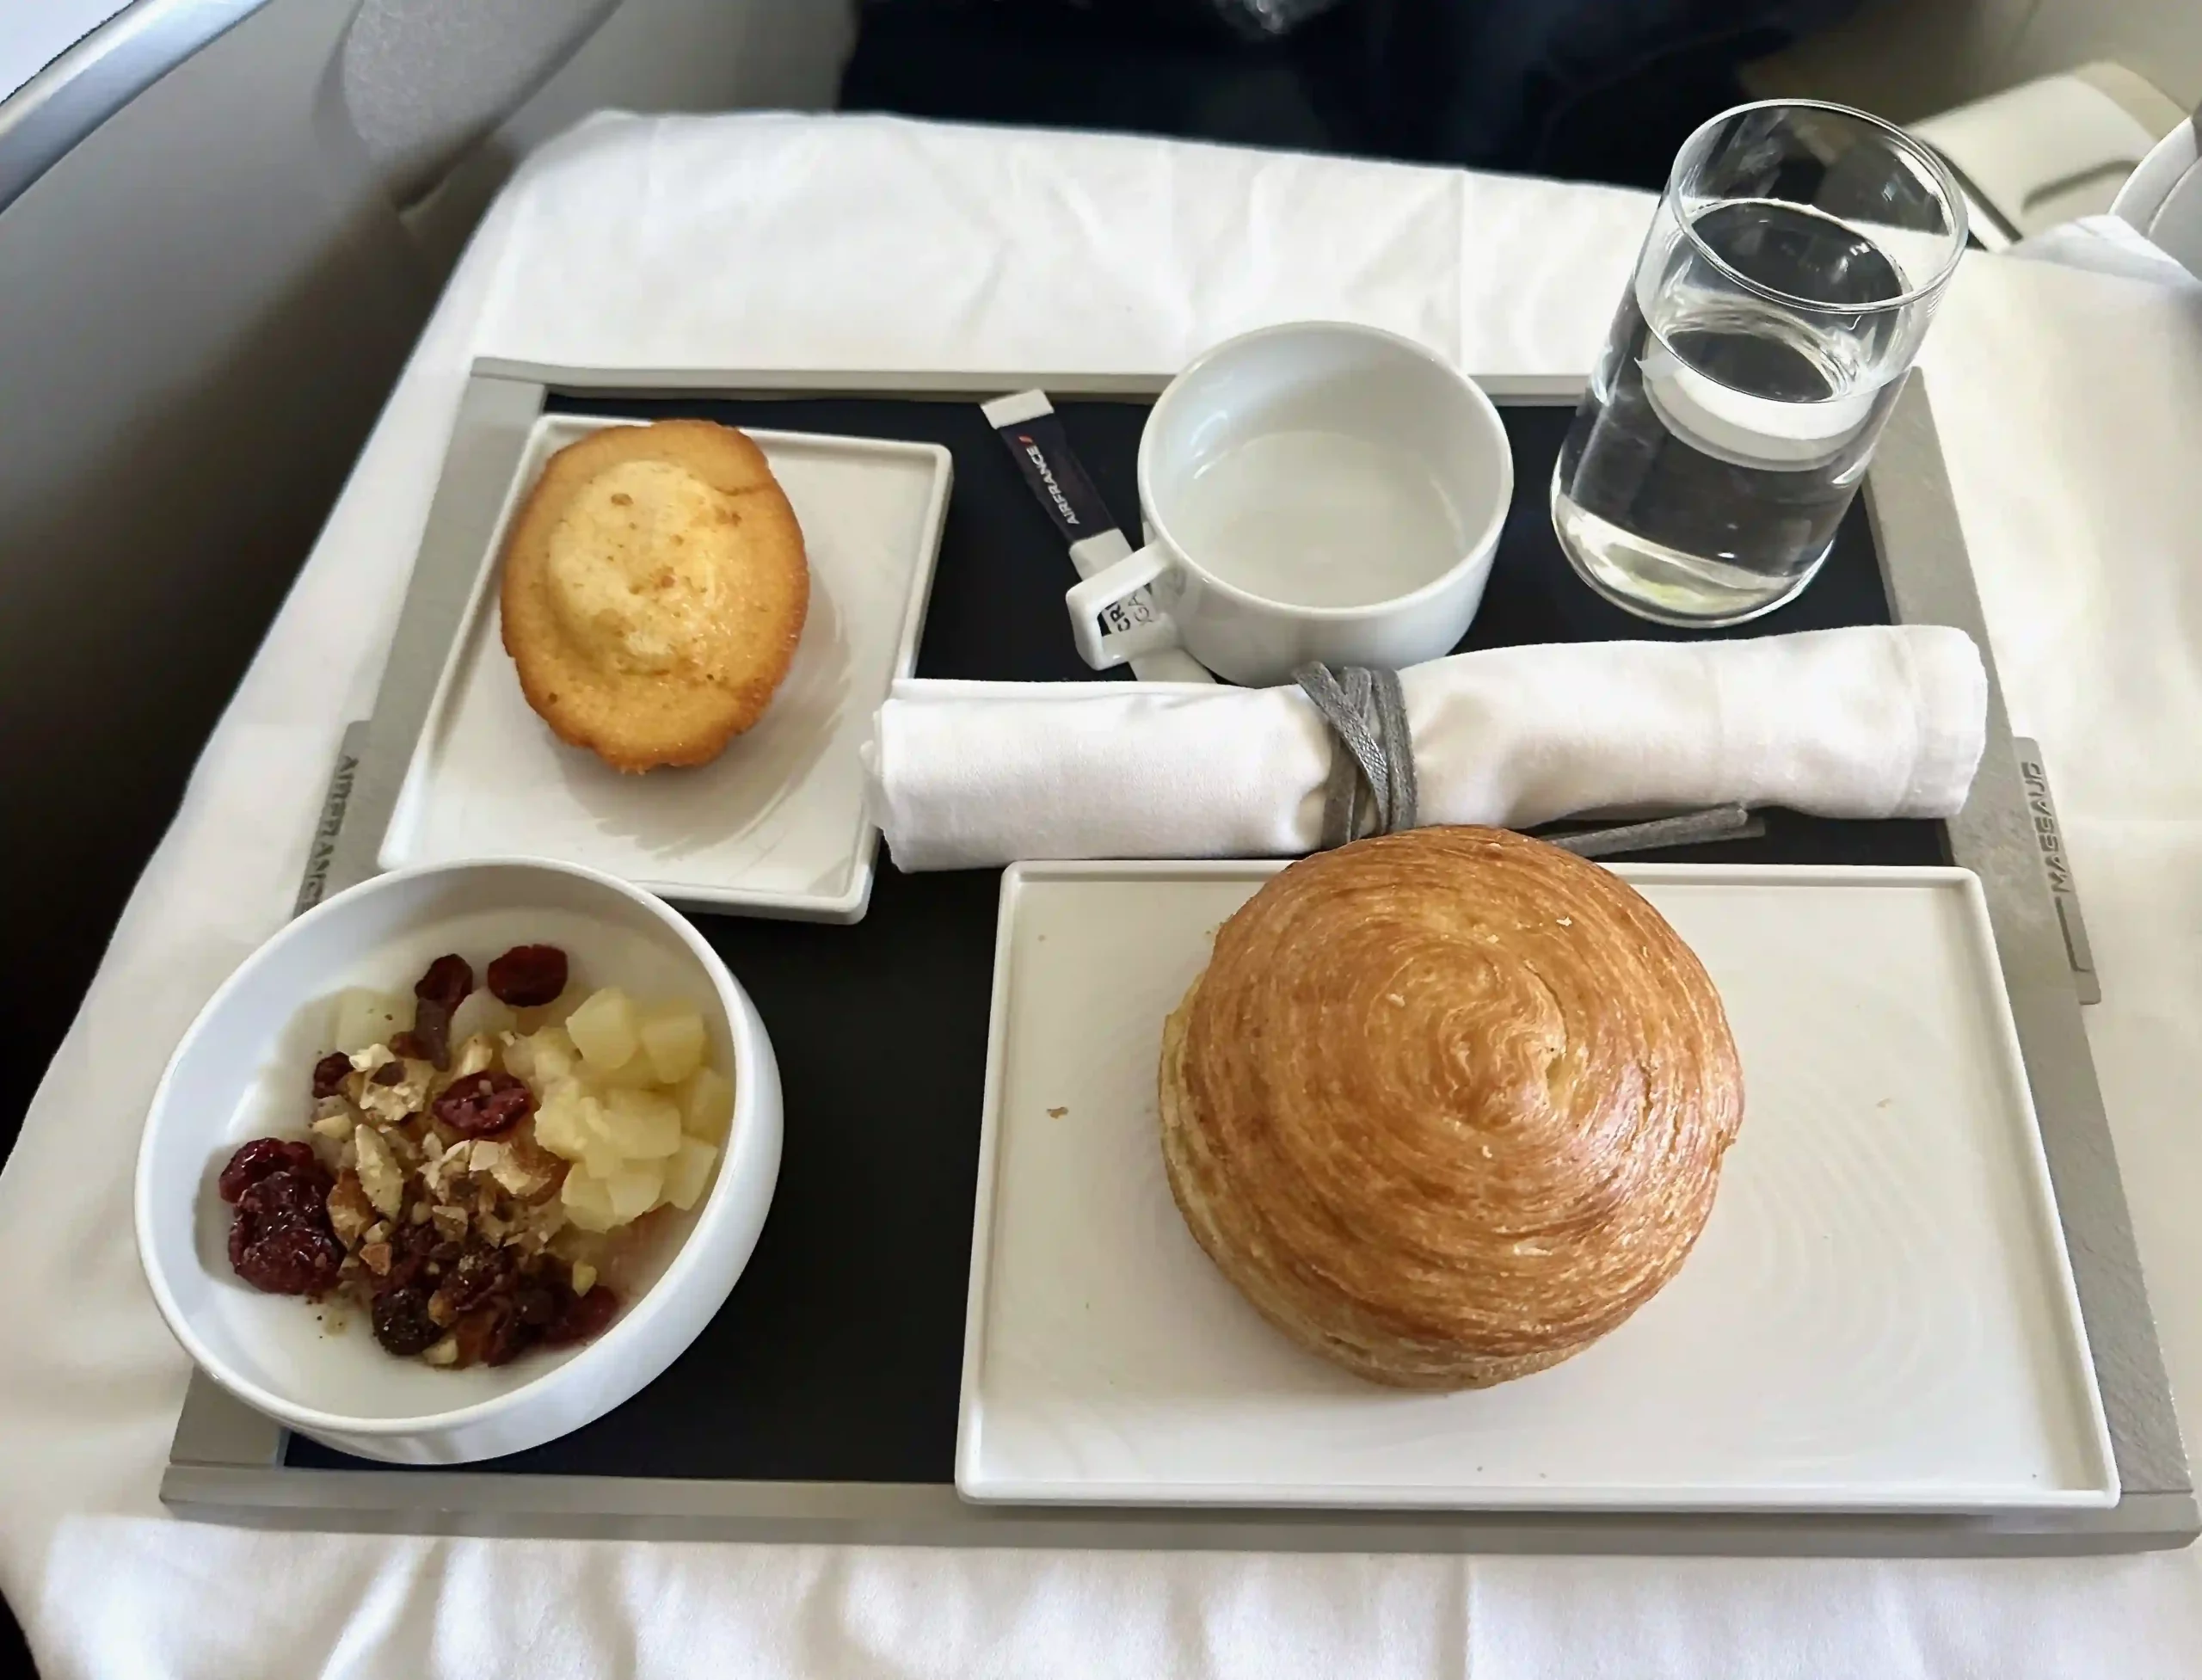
[{"x1": 215, "y1": 944, "x2": 733, "y2": 1369}]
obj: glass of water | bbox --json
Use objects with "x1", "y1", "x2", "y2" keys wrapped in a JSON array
[{"x1": 1551, "y1": 101, "x2": 1968, "y2": 625}]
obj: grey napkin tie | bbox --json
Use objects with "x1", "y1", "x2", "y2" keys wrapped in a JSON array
[{"x1": 1294, "y1": 662, "x2": 1419, "y2": 848}]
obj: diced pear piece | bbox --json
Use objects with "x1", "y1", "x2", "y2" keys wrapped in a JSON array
[
  {"x1": 560, "y1": 1166, "x2": 618, "y2": 1234},
  {"x1": 640, "y1": 1006, "x2": 707, "y2": 1086},
  {"x1": 601, "y1": 1087, "x2": 684, "y2": 1160},
  {"x1": 603, "y1": 1159, "x2": 664, "y2": 1224},
  {"x1": 566, "y1": 988, "x2": 639, "y2": 1070},
  {"x1": 582, "y1": 1050, "x2": 661, "y2": 1092},
  {"x1": 534, "y1": 988, "x2": 583, "y2": 1030},
  {"x1": 332, "y1": 989, "x2": 412, "y2": 1055},
  {"x1": 526, "y1": 1024, "x2": 579, "y2": 1087},
  {"x1": 680, "y1": 1066, "x2": 735, "y2": 1143},
  {"x1": 532, "y1": 1078, "x2": 591, "y2": 1161},
  {"x1": 448, "y1": 1033, "x2": 496, "y2": 1081},
  {"x1": 569, "y1": 1093, "x2": 628, "y2": 1178},
  {"x1": 661, "y1": 1137, "x2": 719, "y2": 1211},
  {"x1": 450, "y1": 992, "x2": 517, "y2": 1045}
]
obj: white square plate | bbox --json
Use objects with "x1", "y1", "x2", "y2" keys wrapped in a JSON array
[
  {"x1": 957, "y1": 861, "x2": 2117, "y2": 1511},
  {"x1": 378, "y1": 415, "x2": 952, "y2": 921}
]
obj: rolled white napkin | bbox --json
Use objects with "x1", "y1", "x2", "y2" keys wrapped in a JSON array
[{"x1": 869, "y1": 625, "x2": 1987, "y2": 871}]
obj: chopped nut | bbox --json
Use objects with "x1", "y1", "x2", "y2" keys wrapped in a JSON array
[
  {"x1": 360, "y1": 1220, "x2": 391, "y2": 1246},
  {"x1": 352, "y1": 1124, "x2": 406, "y2": 1221},
  {"x1": 430, "y1": 1203, "x2": 470, "y2": 1241},
  {"x1": 420, "y1": 1139, "x2": 476, "y2": 1203},
  {"x1": 476, "y1": 1181, "x2": 499, "y2": 1217},
  {"x1": 311, "y1": 1109, "x2": 354, "y2": 1142},
  {"x1": 357, "y1": 1060, "x2": 432, "y2": 1125},
  {"x1": 360, "y1": 1241, "x2": 393, "y2": 1277},
  {"x1": 325, "y1": 1170, "x2": 376, "y2": 1246},
  {"x1": 476, "y1": 1133, "x2": 557, "y2": 1201},
  {"x1": 569, "y1": 1261, "x2": 597, "y2": 1296},
  {"x1": 409, "y1": 1199, "x2": 432, "y2": 1225},
  {"x1": 421, "y1": 1334, "x2": 458, "y2": 1366},
  {"x1": 422, "y1": 1132, "x2": 445, "y2": 1164},
  {"x1": 349, "y1": 1043, "x2": 397, "y2": 1077},
  {"x1": 427, "y1": 1292, "x2": 456, "y2": 1327}
]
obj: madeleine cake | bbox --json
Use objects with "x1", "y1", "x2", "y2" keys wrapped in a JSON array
[{"x1": 499, "y1": 419, "x2": 808, "y2": 772}]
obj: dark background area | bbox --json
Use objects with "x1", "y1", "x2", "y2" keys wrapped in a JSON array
[{"x1": 841, "y1": 0, "x2": 1858, "y2": 188}]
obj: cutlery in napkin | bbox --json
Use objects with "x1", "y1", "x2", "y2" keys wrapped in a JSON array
[{"x1": 867, "y1": 625, "x2": 1987, "y2": 871}]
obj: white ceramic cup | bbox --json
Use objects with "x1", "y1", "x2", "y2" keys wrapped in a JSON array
[{"x1": 1065, "y1": 321, "x2": 1514, "y2": 687}]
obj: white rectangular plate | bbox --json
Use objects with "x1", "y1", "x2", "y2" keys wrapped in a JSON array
[
  {"x1": 958, "y1": 861, "x2": 2118, "y2": 1511},
  {"x1": 378, "y1": 415, "x2": 952, "y2": 921}
]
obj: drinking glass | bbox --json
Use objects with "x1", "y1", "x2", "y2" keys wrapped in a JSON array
[{"x1": 1551, "y1": 101, "x2": 1968, "y2": 625}]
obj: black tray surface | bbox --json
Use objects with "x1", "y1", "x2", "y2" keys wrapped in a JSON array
[{"x1": 286, "y1": 395, "x2": 1942, "y2": 1480}]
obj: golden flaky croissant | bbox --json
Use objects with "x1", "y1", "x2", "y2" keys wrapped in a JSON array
[{"x1": 1159, "y1": 826, "x2": 1743, "y2": 1389}]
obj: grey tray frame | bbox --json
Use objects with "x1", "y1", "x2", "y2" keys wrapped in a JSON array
[{"x1": 161, "y1": 362, "x2": 2196, "y2": 1555}]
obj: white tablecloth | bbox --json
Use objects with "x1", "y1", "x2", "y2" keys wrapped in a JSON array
[{"x1": 5, "y1": 112, "x2": 2202, "y2": 1679}]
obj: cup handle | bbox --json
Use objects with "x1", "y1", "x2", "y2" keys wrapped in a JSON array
[{"x1": 1065, "y1": 545, "x2": 1182, "y2": 670}]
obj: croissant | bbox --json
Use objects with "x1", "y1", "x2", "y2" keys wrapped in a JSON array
[{"x1": 1159, "y1": 826, "x2": 1743, "y2": 1388}]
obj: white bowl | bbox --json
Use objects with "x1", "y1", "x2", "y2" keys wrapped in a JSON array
[{"x1": 133, "y1": 858, "x2": 783, "y2": 1464}]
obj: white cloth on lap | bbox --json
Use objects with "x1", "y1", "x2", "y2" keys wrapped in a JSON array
[{"x1": 871, "y1": 625, "x2": 1986, "y2": 870}]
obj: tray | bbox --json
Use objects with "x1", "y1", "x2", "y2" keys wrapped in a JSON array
[
  {"x1": 378, "y1": 415, "x2": 952, "y2": 921},
  {"x1": 161, "y1": 363, "x2": 2193, "y2": 1554},
  {"x1": 961, "y1": 861, "x2": 2114, "y2": 1512}
]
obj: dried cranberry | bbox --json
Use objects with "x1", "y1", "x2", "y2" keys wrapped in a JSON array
[
  {"x1": 487, "y1": 945, "x2": 569, "y2": 1008},
  {"x1": 381, "y1": 1222, "x2": 440, "y2": 1290},
  {"x1": 544, "y1": 1283, "x2": 619, "y2": 1347},
  {"x1": 237, "y1": 1166, "x2": 334, "y2": 1224},
  {"x1": 218, "y1": 1138, "x2": 322, "y2": 1203},
  {"x1": 401, "y1": 1012, "x2": 450, "y2": 1071},
  {"x1": 311, "y1": 1053, "x2": 354, "y2": 1099},
  {"x1": 482, "y1": 1314, "x2": 538, "y2": 1368},
  {"x1": 442, "y1": 1242, "x2": 517, "y2": 1314},
  {"x1": 231, "y1": 1221, "x2": 343, "y2": 1295},
  {"x1": 514, "y1": 1287, "x2": 559, "y2": 1327},
  {"x1": 371, "y1": 1285, "x2": 442, "y2": 1357},
  {"x1": 414, "y1": 953, "x2": 474, "y2": 1014},
  {"x1": 225, "y1": 1144, "x2": 343, "y2": 1296},
  {"x1": 399, "y1": 954, "x2": 473, "y2": 1071},
  {"x1": 433, "y1": 1069, "x2": 534, "y2": 1139},
  {"x1": 447, "y1": 1304, "x2": 533, "y2": 1368}
]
